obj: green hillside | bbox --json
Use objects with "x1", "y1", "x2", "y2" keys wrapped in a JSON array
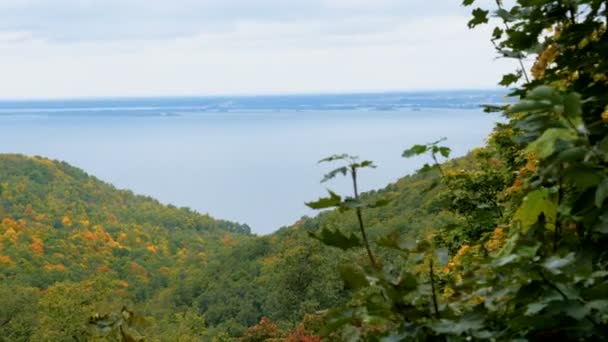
[
  {"x1": 0, "y1": 152, "x2": 468, "y2": 340},
  {"x1": 0, "y1": 154, "x2": 253, "y2": 341}
]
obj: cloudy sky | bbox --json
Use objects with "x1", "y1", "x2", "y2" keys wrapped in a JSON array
[{"x1": 0, "y1": 0, "x2": 513, "y2": 99}]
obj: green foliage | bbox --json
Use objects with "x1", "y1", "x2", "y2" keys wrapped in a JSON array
[{"x1": 305, "y1": 0, "x2": 608, "y2": 340}]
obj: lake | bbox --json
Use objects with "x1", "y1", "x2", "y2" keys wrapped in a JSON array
[{"x1": 0, "y1": 91, "x2": 504, "y2": 234}]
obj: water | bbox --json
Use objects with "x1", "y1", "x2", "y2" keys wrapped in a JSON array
[{"x1": 0, "y1": 91, "x2": 504, "y2": 234}]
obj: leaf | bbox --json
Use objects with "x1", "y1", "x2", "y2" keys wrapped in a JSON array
[
  {"x1": 339, "y1": 264, "x2": 369, "y2": 289},
  {"x1": 309, "y1": 228, "x2": 361, "y2": 250},
  {"x1": 528, "y1": 85, "x2": 558, "y2": 100},
  {"x1": 513, "y1": 188, "x2": 557, "y2": 232},
  {"x1": 318, "y1": 154, "x2": 351, "y2": 163},
  {"x1": 526, "y1": 128, "x2": 576, "y2": 159},
  {"x1": 525, "y1": 302, "x2": 548, "y2": 316},
  {"x1": 305, "y1": 190, "x2": 342, "y2": 210},
  {"x1": 468, "y1": 8, "x2": 489, "y2": 28},
  {"x1": 595, "y1": 178, "x2": 608, "y2": 208},
  {"x1": 494, "y1": 254, "x2": 518, "y2": 267},
  {"x1": 402, "y1": 144, "x2": 428, "y2": 158},
  {"x1": 438, "y1": 147, "x2": 451, "y2": 158},
  {"x1": 492, "y1": 27, "x2": 503, "y2": 40},
  {"x1": 562, "y1": 92, "x2": 582, "y2": 119},
  {"x1": 321, "y1": 167, "x2": 348, "y2": 183},
  {"x1": 367, "y1": 198, "x2": 391, "y2": 209},
  {"x1": 462, "y1": 0, "x2": 475, "y2": 6},
  {"x1": 499, "y1": 73, "x2": 521, "y2": 86},
  {"x1": 358, "y1": 160, "x2": 376, "y2": 169},
  {"x1": 543, "y1": 252, "x2": 575, "y2": 274}
]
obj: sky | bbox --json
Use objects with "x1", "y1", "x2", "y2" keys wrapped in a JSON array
[{"x1": 0, "y1": 0, "x2": 514, "y2": 99}]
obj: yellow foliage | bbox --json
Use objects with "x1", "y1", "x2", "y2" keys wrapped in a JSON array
[
  {"x1": 532, "y1": 44, "x2": 560, "y2": 79},
  {"x1": 3, "y1": 228, "x2": 18, "y2": 243},
  {"x1": 115, "y1": 280, "x2": 130, "y2": 288},
  {"x1": 118, "y1": 232, "x2": 128, "y2": 242},
  {"x1": 44, "y1": 263, "x2": 67, "y2": 272},
  {"x1": 79, "y1": 218, "x2": 90, "y2": 228},
  {"x1": 61, "y1": 215, "x2": 72, "y2": 227},
  {"x1": 484, "y1": 226, "x2": 508, "y2": 252}
]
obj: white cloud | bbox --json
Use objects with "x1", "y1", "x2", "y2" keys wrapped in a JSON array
[{"x1": 0, "y1": 1, "x2": 515, "y2": 98}]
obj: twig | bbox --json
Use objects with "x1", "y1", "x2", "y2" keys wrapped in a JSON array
[{"x1": 351, "y1": 167, "x2": 379, "y2": 270}]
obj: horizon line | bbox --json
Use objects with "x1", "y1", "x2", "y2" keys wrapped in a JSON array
[{"x1": 0, "y1": 87, "x2": 507, "y2": 102}]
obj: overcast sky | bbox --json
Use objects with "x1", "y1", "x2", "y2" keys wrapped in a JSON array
[{"x1": 0, "y1": 0, "x2": 513, "y2": 99}]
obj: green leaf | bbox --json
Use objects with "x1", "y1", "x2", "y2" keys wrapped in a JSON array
[
  {"x1": 319, "y1": 154, "x2": 351, "y2": 163},
  {"x1": 499, "y1": 72, "x2": 521, "y2": 86},
  {"x1": 438, "y1": 147, "x2": 451, "y2": 158},
  {"x1": 339, "y1": 264, "x2": 369, "y2": 289},
  {"x1": 492, "y1": 27, "x2": 503, "y2": 40},
  {"x1": 402, "y1": 144, "x2": 428, "y2": 158},
  {"x1": 513, "y1": 188, "x2": 557, "y2": 232},
  {"x1": 528, "y1": 85, "x2": 558, "y2": 100},
  {"x1": 468, "y1": 8, "x2": 489, "y2": 28},
  {"x1": 305, "y1": 190, "x2": 342, "y2": 210},
  {"x1": 525, "y1": 302, "x2": 548, "y2": 316},
  {"x1": 321, "y1": 167, "x2": 348, "y2": 183},
  {"x1": 358, "y1": 160, "x2": 376, "y2": 168},
  {"x1": 526, "y1": 128, "x2": 576, "y2": 159},
  {"x1": 595, "y1": 178, "x2": 608, "y2": 208},
  {"x1": 309, "y1": 227, "x2": 361, "y2": 250},
  {"x1": 462, "y1": 0, "x2": 475, "y2": 6},
  {"x1": 563, "y1": 92, "x2": 582, "y2": 119},
  {"x1": 367, "y1": 198, "x2": 391, "y2": 209}
]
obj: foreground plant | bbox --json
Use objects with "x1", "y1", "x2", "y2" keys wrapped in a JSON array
[{"x1": 306, "y1": 0, "x2": 608, "y2": 340}]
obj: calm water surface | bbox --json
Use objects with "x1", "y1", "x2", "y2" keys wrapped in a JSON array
[{"x1": 0, "y1": 94, "x2": 502, "y2": 234}]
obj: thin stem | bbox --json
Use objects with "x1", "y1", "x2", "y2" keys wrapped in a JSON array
[
  {"x1": 432, "y1": 155, "x2": 446, "y2": 178},
  {"x1": 495, "y1": 0, "x2": 531, "y2": 84},
  {"x1": 430, "y1": 260, "x2": 441, "y2": 319},
  {"x1": 538, "y1": 269, "x2": 602, "y2": 329},
  {"x1": 554, "y1": 171, "x2": 563, "y2": 252},
  {"x1": 351, "y1": 167, "x2": 379, "y2": 269}
]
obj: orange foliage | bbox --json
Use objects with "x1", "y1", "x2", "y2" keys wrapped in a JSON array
[
  {"x1": 145, "y1": 244, "x2": 158, "y2": 253},
  {"x1": 24, "y1": 204, "x2": 34, "y2": 217},
  {"x1": 0, "y1": 254, "x2": 14, "y2": 266},
  {"x1": 108, "y1": 214, "x2": 119, "y2": 225},
  {"x1": 129, "y1": 261, "x2": 147, "y2": 276},
  {"x1": 97, "y1": 265, "x2": 113, "y2": 273},
  {"x1": 241, "y1": 317, "x2": 282, "y2": 342},
  {"x1": 29, "y1": 237, "x2": 44, "y2": 255},
  {"x1": 484, "y1": 226, "x2": 508, "y2": 252},
  {"x1": 221, "y1": 235, "x2": 237, "y2": 247},
  {"x1": 1, "y1": 217, "x2": 20, "y2": 231}
]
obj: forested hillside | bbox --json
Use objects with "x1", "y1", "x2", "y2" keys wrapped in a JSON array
[
  {"x1": 0, "y1": 154, "x2": 253, "y2": 340},
  {"x1": 0, "y1": 152, "x2": 470, "y2": 340}
]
